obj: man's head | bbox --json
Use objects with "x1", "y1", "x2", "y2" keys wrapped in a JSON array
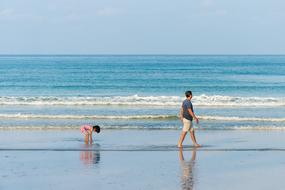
[
  {"x1": 93, "y1": 125, "x2": 101, "y2": 133},
  {"x1": 185, "y1": 91, "x2": 192, "y2": 99}
]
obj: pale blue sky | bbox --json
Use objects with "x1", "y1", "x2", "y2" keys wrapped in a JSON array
[{"x1": 0, "y1": 0, "x2": 285, "y2": 54}]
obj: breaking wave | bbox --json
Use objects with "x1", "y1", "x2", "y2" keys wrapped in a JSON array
[
  {"x1": 0, "y1": 94, "x2": 284, "y2": 107},
  {"x1": 1, "y1": 125, "x2": 285, "y2": 130},
  {"x1": 0, "y1": 113, "x2": 284, "y2": 122}
]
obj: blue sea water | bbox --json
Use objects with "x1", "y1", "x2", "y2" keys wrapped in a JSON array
[{"x1": 0, "y1": 55, "x2": 284, "y2": 130}]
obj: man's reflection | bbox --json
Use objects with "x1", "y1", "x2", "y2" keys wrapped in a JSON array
[
  {"x1": 179, "y1": 148, "x2": 197, "y2": 190},
  {"x1": 80, "y1": 143, "x2": 101, "y2": 166}
]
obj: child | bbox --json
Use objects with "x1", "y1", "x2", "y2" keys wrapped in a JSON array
[
  {"x1": 177, "y1": 91, "x2": 201, "y2": 148},
  {"x1": 80, "y1": 125, "x2": 100, "y2": 144}
]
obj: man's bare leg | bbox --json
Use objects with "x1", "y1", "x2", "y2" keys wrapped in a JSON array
[
  {"x1": 178, "y1": 131, "x2": 187, "y2": 147},
  {"x1": 190, "y1": 130, "x2": 201, "y2": 147}
]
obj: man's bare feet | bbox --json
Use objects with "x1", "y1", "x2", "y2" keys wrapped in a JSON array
[
  {"x1": 194, "y1": 143, "x2": 201, "y2": 147},
  {"x1": 177, "y1": 144, "x2": 182, "y2": 148}
]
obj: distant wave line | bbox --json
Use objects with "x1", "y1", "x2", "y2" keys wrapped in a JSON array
[
  {"x1": 0, "y1": 114, "x2": 177, "y2": 120},
  {"x1": 1, "y1": 125, "x2": 285, "y2": 130},
  {"x1": 199, "y1": 115, "x2": 285, "y2": 122},
  {"x1": 0, "y1": 94, "x2": 284, "y2": 107},
  {"x1": 0, "y1": 113, "x2": 284, "y2": 122}
]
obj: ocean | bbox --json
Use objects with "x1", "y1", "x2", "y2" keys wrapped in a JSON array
[{"x1": 0, "y1": 55, "x2": 284, "y2": 130}]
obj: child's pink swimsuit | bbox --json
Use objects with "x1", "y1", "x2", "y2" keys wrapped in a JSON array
[{"x1": 80, "y1": 125, "x2": 92, "y2": 135}]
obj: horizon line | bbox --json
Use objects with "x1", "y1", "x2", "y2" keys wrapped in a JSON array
[{"x1": 0, "y1": 54, "x2": 285, "y2": 56}]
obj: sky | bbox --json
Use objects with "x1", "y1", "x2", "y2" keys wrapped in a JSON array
[{"x1": 0, "y1": 0, "x2": 285, "y2": 54}]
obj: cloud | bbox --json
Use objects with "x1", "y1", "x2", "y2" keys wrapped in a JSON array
[
  {"x1": 96, "y1": 7, "x2": 121, "y2": 17},
  {"x1": 0, "y1": 8, "x2": 47, "y2": 22},
  {"x1": 199, "y1": 1, "x2": 228, "y2": 17},
  {"x1": 0, "y1": 8, "x2": 15, "y2": 17},
  {"x1": 201, "y1": 0, "x2": 214, "y2": 8}
]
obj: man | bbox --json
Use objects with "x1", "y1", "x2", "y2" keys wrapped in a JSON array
[{"x1": 178, "y1": 91, "x2": 201, "y2": 147}]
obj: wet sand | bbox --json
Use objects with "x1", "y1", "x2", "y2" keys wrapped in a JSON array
[{"x1": 1, "y1": 129, "x2": 285, "y2": 190}]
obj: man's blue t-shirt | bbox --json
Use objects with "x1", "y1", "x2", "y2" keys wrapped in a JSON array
[{"x1": 182, "y1": 99, "x2": 193, "y2": 121}]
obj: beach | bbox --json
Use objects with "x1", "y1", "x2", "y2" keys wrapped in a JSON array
[
  {"x1": 0, "y1": 55, "x2": 284, "y2": 189},
  {"x1": 1, "y1": 129, "x2": 285, "y2": 190},
  {"x1": 1, "y1": 0, "x2": 285, "y2": 186}
]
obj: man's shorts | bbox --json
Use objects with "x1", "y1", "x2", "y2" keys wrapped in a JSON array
[{"x1": 182, "y1": 118, "x2": 194, "y2": 132}]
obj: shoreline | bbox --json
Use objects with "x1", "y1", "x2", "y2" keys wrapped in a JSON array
[{"x1": 1, "y1": 129, "x2": 285, "y2": 190}]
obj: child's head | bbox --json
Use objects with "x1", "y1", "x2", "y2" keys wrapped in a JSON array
[
  {"x1": 93, "y1": 125, "x2": 101, "y2": 133},
  {"x1": 185, "y1": 91, "x2": 192, "y2": 99}
]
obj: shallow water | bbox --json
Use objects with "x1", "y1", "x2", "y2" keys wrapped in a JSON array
[{"x1": 1, "y1": 130, "x2": 285, "y2": 190}]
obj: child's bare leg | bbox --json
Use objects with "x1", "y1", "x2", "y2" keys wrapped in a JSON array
[
  {"x1": 190, "y1": 130, "x2": 200, "y2": 147},
  {"x1": 178, "y1": 131, "x2": 187, "y2": 147},
  {"x1": 89, "y1": 134, "x2": 92, "y2": 144},
  {"x1": 84, "y1": 134, "x2": 89, "y2": 144}
]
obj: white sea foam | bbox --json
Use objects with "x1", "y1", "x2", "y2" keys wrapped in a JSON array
[
  {"x1": 0, "y1": 94, "x2": 284, "y2": 107},
  {"x1": 0, "y1": 95, "x2": 180, "y2": 106},
  {"x1": 195, "y1": 94, "x2": 285, "y2": 107},
  {"x1": 1, "y1": 125, "x2": 285, "y2": 130},
  {"x1": 199, "y1": 115, "x2": 285, "y2": 122},
  {"x1": 0, "y1": 125, "x2": 180, "y2": 130},
  {"x1": 0, "y1": 113, "x2": 284, "y2": 122},
  {"x1": 0, "y1": 113, "x2": 176, "y2": 120}
]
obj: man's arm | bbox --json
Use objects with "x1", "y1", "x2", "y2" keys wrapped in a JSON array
[{"x1": 187, "y1": 108, "x2": 199, "y2": 124}]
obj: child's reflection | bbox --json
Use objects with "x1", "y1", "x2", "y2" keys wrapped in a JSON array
[
  {"x1": 80, "y1": 143, "x2": 101, "y2": 166},
  {"x1": 179, "y1": 148, "x2": 197, "y2": 190}
]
